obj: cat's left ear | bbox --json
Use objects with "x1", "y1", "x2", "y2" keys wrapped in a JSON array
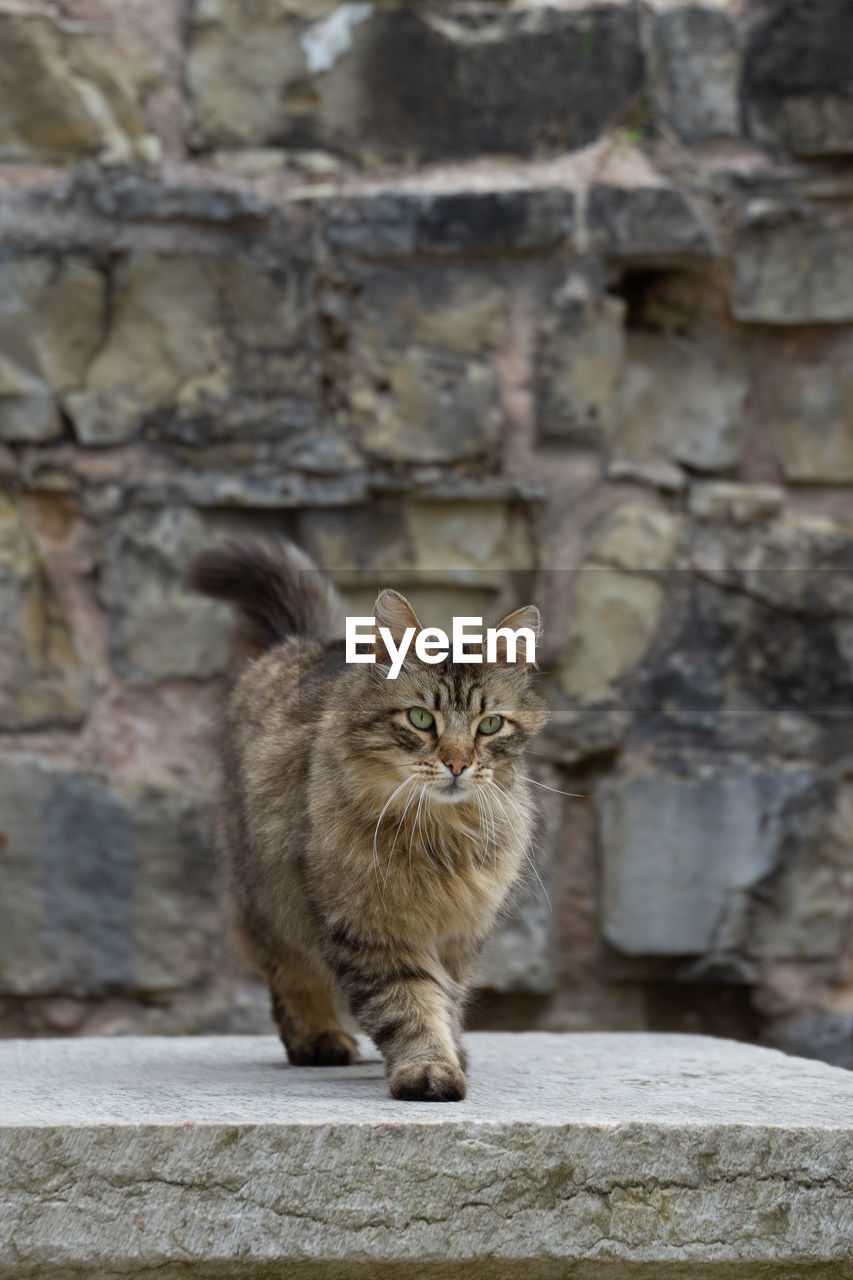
[
  {"x1": 372, "y1": 589, "x2": 421, "y2": 664},
  {"x1": 490, "y1": 604, "x2": 541, "y2": 667}
]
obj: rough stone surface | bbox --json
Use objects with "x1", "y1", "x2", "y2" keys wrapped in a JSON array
[
  {"x1": 2, "y1": 1033, "x2": 853, "y2": 1278},
  {"x1": 98, "y1": 507, "x2": 235, "y2": 686},
  {"x1": 758, "y1": 332, "x2": 853, "y2": 482},
  {"x1": 612, "y1": 331, "x2": 747, "y2": 472},
  {"x1": 599, "y1": 760, "x2": 817, "y2": 958},
  {"x1": 586, "y1": 183, "x2": 716, "y2": 264},
  {"x1": 189, "y1": 1, "x2": 645, "y2": 163},
  {"x1": 0, "y1": 493, "x2": 88, "y2": 729},
  {"x1": 0, "y1": 7, "x2": 157, "y2": 164},
  {"x1": 651, "y1": 3, "x2": 741, "y2": 143},
  {"x1": 0, "y1": 753, "x2": 217, "y2": 997},
  {"x1": 535, "y1": 283, "x2": 625, "y2": 444},
  {"x1": 742, "y1": 0, "x2": 853, "y2": 156},
  {"x1": 734, "y1": 200, "x2": 853, "y2": 324}
]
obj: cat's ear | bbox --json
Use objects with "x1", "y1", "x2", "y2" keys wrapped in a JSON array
[
  {"x1": 372, "y1": 589, "x2": 421, "y2": 664},
  {"x1": 490, "y1": 604, "x2": 541, "y2": 667}
]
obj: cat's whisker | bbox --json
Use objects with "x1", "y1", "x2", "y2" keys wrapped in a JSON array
[
  {"x1": 515, "y1": 774, "x2": 587, "y2": 798},
  {"x1": 383, "y1": 779, "x2": 421, "y2": 889},
  {"x1": 487, "y1": 781, "x2": 551, "y2": 908},
  {"x1": 373, "y1": 774, "x2": 417, "y2": 894}
]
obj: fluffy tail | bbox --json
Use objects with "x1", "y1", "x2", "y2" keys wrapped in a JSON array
[{"x1": 187, "y1": 540, "x2": 343, "y2": 656}]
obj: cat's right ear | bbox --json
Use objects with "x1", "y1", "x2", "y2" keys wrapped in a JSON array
[{"x1": 372, "y1": 589, "x2": 421, "y2": 665}]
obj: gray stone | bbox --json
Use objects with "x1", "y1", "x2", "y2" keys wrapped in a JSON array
[
  {"x1": 599, "y1": 759, "x2": 824, "y2": 960},
  {"x1": 688, "y1": 482, "x2": 785, "y2": 525},
  {"x1": 535, "y1": 284, "x2": 625, "y2": 444},
  {"x1": 323, "y1": 186, "x2": 575, "y2": 257},
  {"x1": 98, "y1": 507, "x2": 235, "y2": 686},
  {"x1": 734, "y1": 200, "x2": 853, "y2": 323},
  {"x1": 0, "y1": 257, "x2": 105, "y2": 443},
  {"x1": 2, "y1": 1033, "x2": 853, "y2": 1277},
  {"x1": 332, "y1": 262, "x2": 505, "y2": 463},
  {"x1": 189, "y1": 2, "x2": 645, "y2": 164},
  {"x1": 0, "y1": 754, "x2": 217, "y2": 998},
  {"x1": 0, "y1": 8, "x2": 157, "y2": 164},
  {"x1": 651, "y1": 2, "x2": 742, "y2": 143},
  {"x1": 586, "y1": 182, "x2": 716, "y2": 265},
  {"x1": 742, "y1": 0, "x2": 853, "y2": 156},
  {"x1": 757, "y1": 333, "x2": 853, "y2": 482},
  {"x1": 612, "y1": 330, "x2": 747, "y2": 472},
  {"x1": 0, "y1": 492, "x2": 88, "y2": 729},
  {"x1": 66, "y1": 249, "x2": 318, "y2": 447}
]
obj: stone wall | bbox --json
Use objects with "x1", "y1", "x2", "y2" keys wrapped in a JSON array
[{"x1": 1, "y1": 0, "x2": 852, "y2": 1066}]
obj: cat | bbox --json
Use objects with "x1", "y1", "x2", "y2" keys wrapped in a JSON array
[{"x1": 189, "y1": 541, "x2": 549, "y2": 1101}]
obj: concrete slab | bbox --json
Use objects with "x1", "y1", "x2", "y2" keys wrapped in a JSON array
[{"x1": 1, "y1": 1032, "x2": 852, "y2": 1278}]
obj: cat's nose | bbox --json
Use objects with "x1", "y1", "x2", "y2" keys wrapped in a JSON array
[{"x1": 443, "y1": 756, "x2": 471, "y2": 777}]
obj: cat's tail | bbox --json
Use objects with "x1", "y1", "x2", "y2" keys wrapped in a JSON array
[{"x1": 187, "y1": 540, "x2": 344, "y2": 655}]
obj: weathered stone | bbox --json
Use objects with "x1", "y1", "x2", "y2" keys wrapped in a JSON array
[
  {"x1": 607, "y1": 456, "x2": 688, "y2": 493},
  {"x1": 73, "y1": 169, "x2": 274, "y2": 224},
  {"x1": 323, "y1": 187, "x2": 575, "y2": 257},
  {"x1": 559, "y1": 571, "x2": 662, "y2": 701},
  {"x1": 599, "y1": 759, "x2": 817, "y2": 957},
  {"x1": 557, "y1": 506, "x2": 678, "y2": 700},
  {"x1": 688, "y1": 482, "x2": 785, "y2": 524},
  {"x1": 189, "y1": 2, "x2": 645, "y2": 164},
  {"x1": 66, "y1": 250, "x2": 318, "y2": 447},
  {"x1": 3, "y1": 1033, "x2": 853, "y2": 1277},
  {"x1": 612, "y1": 331, "x2": 748, "y2": 471},
  {"x1": 0, "y1": 257, "x2": 105, "y2": 444},
  {"x1": 0, "y1": 492, "x2": 88, "y2": 729},
  {"x1": 734, "y1": 200, "x2": 853, "y2": 323},
  {"x1": 98, "y1": 507, "x2": 234, "y2": 686},
  {"x1": 651, "y1": 2, "x2": 742, "y2": 142},
  {"x1": 0, "y1": 754, "x2": 217, "y2": 998},
  {"x1": 0, "y1": 7, "x2": 157, "y2": 164},
  {"x1": 586, "y1": 182, "x2": 716, "y2": 264},
  {"x1": 757, "y1": 333, "x2": 853, "y2": 482},
  {"x1": 742, "y1": 0, "x2": 853, "y2": 156},
  {"x1": 535, "y1": 282, "x2": 625, "y2": 444},
  {"x1": 332, "y1": 264, "x2": 505, "y2": 463}
]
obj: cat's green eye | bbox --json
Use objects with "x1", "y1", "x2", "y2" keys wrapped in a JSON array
[
  {"x1": 408, "y1": 707, "x2": 435, "y2": 730},
  {"x1": 478, "y1": 714, "x2": 504, "y2": 735}
]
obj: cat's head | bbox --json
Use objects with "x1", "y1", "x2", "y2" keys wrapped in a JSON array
[{"x1": 346, "y1": 589, "x2": 550, "y2": 805}]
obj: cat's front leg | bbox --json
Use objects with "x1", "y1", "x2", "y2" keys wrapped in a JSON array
[{"x1": 329, "y1": 934, "x2": 466, "y2": 1101}]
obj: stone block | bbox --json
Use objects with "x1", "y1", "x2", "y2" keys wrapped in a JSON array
[
  {"x1": 189, "y1": 2, "x2": 645, "y2": 164},
  {"x1": 98, "y1": 507, "x2": 234, "y2": 686},
  {"x1": 557, "y1": 505, "x2": 679, "y2": 700},
  {"x1": 734, "y1": 200, "x2": 853, "y2": 323},
  {"x1": 742, "y1": 0, "x2": 853, "y2": 156},
  {"x1": 0, "y1": 257, "x2": 105, "y2": 444},
  {"x1": 323, "y1": 187, "x2": 575, "y2": 257},
  {"x1": 0, "y1": 754, "x2": 217, "y2": 998},
  {"x1": 535, "y1": 283, "x2": 626, "y2": 444},
  {"x1": 650, "y1": 2, "x2": 742, "y2": 143},
  {"x1": 0, "y1": 7, "x2": 157, "y2": 164},
  {"x1": 0, "y1": 492, "x2": 88, "y2": 730},
  {"x1": 586, "y1": 182, "x2": 716, "y2": 264},
  {"x1": 688, "y1": 482, "x2": 785, "y2": 525},
  {"x1": 332, "y1": 263, "x2": 505, "y2": 463},
  {"x1": 758, "y1": 333, "x2": 853, "y2": 482},
  {"x1": 3, "y1": 1033, "x2": 853, "y2": 1277},
  {"x1": 65, "y1": 249, "x2": 318, "y2": 447},
  {"x1": 599, "y1": 759, "x2": 816, "y2": 957},
  {"x1": 612, "y1": 330, "x2": 748, "y2": 472}
]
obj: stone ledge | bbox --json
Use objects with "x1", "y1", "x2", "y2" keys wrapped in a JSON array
[{"x1": 2, "y1": 1033, "x2": 853, "y2": 1278}]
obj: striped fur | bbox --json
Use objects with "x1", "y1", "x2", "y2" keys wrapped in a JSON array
[{"x1": 190, "y1": 542, "x2": 549, "y2": 1102}]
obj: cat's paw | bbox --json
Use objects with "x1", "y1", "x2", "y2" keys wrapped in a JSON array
[
  {"x1": 390, "y1": 1059, "x2": 467, "y2": 1102},
  {"x1": 287, "y1": 1030, "x2": 359, "y2": 1067}
]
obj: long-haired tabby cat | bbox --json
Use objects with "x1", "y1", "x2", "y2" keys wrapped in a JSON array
[{"x1": 189, "y1": 542, "x2": 549, "y2": 1101}]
